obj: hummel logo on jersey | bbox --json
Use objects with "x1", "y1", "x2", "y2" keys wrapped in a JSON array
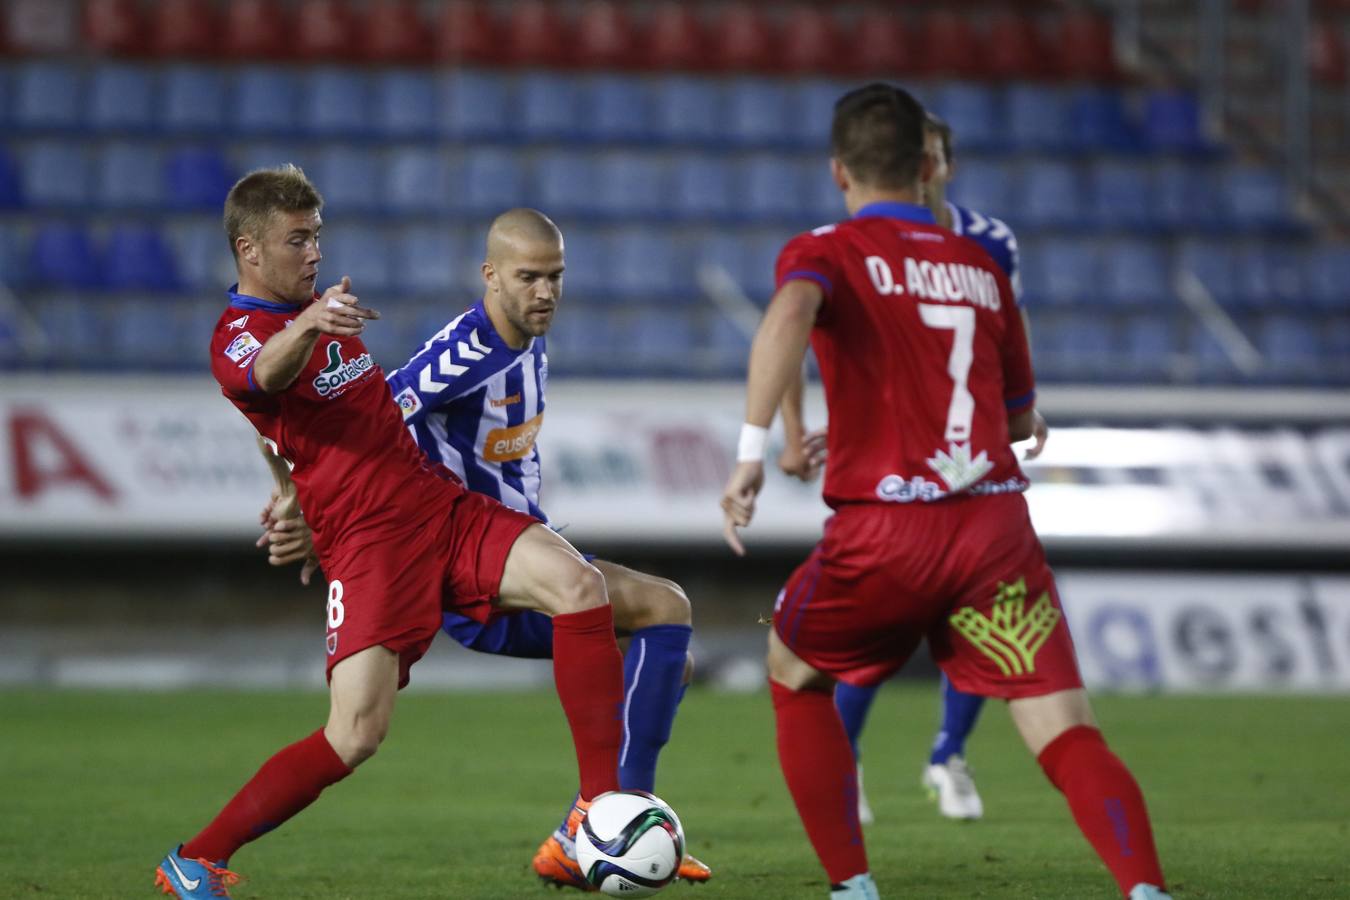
[
  {"x1": 224, "y1": 331, "x2": 262, "y2": 363},
  {"x1": 226, "y1": 315, "x2": 248, "y2": 330},
  {"x1": 950, "y1": 578, "x2": 1061, "y2": 676},
  {"x1": 491, "y1": 392, "x2": 522, "y2": 408},
  {"x1": 313, "y1": 341, "x2": 374, "y2": 398},
  {"x1": 418, "y1": 327, "x2": 492, "y2": 394},
  {"x1": 166, "y1": 855, "x2": 201, "y2": 891}
]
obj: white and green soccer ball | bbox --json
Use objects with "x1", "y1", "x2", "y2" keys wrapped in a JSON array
[{"x1": 574, "y1": 791, "x2": 685, "y2": 897}]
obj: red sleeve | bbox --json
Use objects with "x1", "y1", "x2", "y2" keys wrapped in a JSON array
[
  {"x1": 996, "y1": 269, "x2": 1036, "y2": 413},
  {"x1": 774, "y1": 229, "x2": 839, "y2": 301},
  {"x1": 209, "y1": 313, "x2": 285, "y2": 397}
]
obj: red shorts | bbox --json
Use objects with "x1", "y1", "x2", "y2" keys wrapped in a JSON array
[
  {"x1": 321, "y1": 485, "x2": 539, "y2": 688},
  {"x1": 773, "y1": 493, "x2": 1083, "y2": 700}
]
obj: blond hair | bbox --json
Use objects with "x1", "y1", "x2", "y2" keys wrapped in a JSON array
[{"x1": 223, "y1": 164, "x2": 324, "y2": 258}]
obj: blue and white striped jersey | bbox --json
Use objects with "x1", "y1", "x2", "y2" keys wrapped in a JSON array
[
  {"x1": 947, "y1": 202, "x2": 1023, "y2": 305},
  {"x1": 385, "y1": 302, "x2": 549, "y2": 523}
]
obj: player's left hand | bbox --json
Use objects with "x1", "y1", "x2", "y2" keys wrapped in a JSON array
[
  {"x1": 721, "y1": 460, "x2": 765, "y2": 557},
  {"x1": 265, "y1": 515, "x2": 320, "y2": 585},
  {"x1": 1023, "y1": 410, "x2": 1049, "y2": 460},
  {"x1": 779, "y1": 427, "x2": 828, "y2": 482}
]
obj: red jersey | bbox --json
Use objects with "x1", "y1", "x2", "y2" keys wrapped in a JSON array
[
  {"x1": 209, "y1": 288, "x2": 458, "y2": 558},
  {"x1": 775, "y1": 201, "x2": 1035, "y2": 509}
]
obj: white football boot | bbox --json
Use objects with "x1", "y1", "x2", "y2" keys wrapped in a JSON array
[
  {"x1": 830, "y1": 872, "x2": 880, "y2": 900},
  {"x1": 1128, "y1": 884, "x2": 1173, "y2": 900},
  {"x1": 921, "y1": 755, "x2": 984, "y2": 820}
]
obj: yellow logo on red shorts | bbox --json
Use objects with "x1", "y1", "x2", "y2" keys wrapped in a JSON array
[{"x1": 949, "y1": 578, "x2": 1060, "y2": 676}]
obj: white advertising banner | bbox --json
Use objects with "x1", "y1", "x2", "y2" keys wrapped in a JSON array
[
  {"x1": 1058, "y1": 573, "x2": 1350, "y2": 693},
  {"x1": 1, "y1": 376, "x2": 1350, "y2": 552}
]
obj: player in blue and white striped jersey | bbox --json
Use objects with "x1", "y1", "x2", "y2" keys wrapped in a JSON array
[
  {"x1": 779, "y1": 113, "x2": 1049, "y2": 826},
  {"x1": 384, "y1": 209, "x2": 711, "y2": 888}
]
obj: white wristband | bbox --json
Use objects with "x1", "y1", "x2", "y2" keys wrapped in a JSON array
[{"x1": 736, "y1": 424, "x2": 770, "y2": 462}]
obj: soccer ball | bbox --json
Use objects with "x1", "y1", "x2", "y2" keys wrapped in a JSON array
[{"x1": 574, "y1": 790, "x2": 685, "y2": 897}]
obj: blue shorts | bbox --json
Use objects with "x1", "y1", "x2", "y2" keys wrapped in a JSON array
[{"x1": 442, "y1": 609, "x2": 555, "y2": 659}]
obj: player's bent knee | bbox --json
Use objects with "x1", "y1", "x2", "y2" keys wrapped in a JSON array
[
  {"x1": 1009, "y1": 687, "x2": 1097, "y2": 757},
  {"x1": 325, "y1": 713, "x2": 390, "y2": 768},
  {"x1": 766, "y1": 629, "x2": 832, "y2": 692},
  {"x1": 544, "y1": 559, "x2": 608, "y2": 617},
  {"x1": 649, "y1": 580, "x2": 693, "y2": 627}
]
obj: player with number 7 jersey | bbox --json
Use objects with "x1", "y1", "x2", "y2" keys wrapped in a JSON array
[{"x1": 721, "y1": 84, "x2": 1168, "y2": 900}]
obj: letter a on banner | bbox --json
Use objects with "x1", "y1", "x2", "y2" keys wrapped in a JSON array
[{"x1": 9, "y1": 411, "x2": 116, "y2": 501}]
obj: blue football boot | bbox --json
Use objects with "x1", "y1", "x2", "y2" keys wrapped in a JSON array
[{"x1": 155, "y1": 845, "x2": 240, "y2": 898}]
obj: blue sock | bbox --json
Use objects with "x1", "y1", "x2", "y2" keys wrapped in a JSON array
[
  {"x1": 929, "y1": 674, "x2": 986, "y2": 764},
  {"x1": 833, "y1": 681, "x2": 880, "y2": 761},
  {"x1": 618, "y1": 624, "x2": 692, "y2": 792}
]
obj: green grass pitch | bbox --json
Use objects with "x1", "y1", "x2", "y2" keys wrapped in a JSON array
[{"x1": 2, "y1": 686, "x2": 1347, "y2": 899}]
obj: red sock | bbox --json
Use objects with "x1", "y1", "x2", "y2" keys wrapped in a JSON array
[
  {"x1": 770, "y1": 680, "x2": 868, "y2": 885},
  {"x1": 181, "y1": 728, "x2": 352, "y2": 863},
  {"x1": 551, "y1": 605, "x2": 624, "y2": 800},
  {"x1": 1038, "y1": 726, "x2": 1165, "y2": 896}
]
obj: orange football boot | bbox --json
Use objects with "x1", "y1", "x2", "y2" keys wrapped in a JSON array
[{"x1": 532, "y1": 796, "x2": 596, "y2": 891}]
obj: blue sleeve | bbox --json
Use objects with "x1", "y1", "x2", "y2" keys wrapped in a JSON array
[
  {"x1": 987, "y1": 217, "x2": 1023, "y2": 307},
  {"x1": 384, "y1": 313, "x2": 509, "y2": 426}
]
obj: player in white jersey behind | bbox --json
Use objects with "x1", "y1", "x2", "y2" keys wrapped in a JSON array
[
  {"x1": 259, "y1": 209, "x2": 711, "y2": 889},
  {"x1": 778, "y1": 112, "x2": 1049, "y2": 824}
]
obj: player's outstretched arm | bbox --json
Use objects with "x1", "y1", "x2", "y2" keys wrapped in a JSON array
[
  {"x1": 722, "y1": 280, "x2": 823, "y2": 555},
  {"x1": 252, "y1": 276, "x2": 379, "y2": 394}
]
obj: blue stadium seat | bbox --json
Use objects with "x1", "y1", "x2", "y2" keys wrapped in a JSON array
[
  {"x1": 455, "y1": 147, "x2": 527, "y2": 215},
  {"x1": 785, "y1": 79, "x2": 847, "y2": 149},
  {"x1": 608, "y1": 229, "x2": 687, "y2": 300},
  {"x1": 1014, "y1": 161, "x2": 1084, "y2": 229},
  {"x1": 316, "y1": 226, "x2": 392, "y2": 294},
  {"x1": 13, "y1": 62, "x2": 81, "y2": 130},
  {"x1": 1222, "y1": 167, "x2": 1291, "y2": 230},
  {"x1": 1067, "y1": 86, "x2": 1137, "y2": 152},
  {"x1": 1234, "y1": 242, "x2": 1302, "y2": 310},
  {"x1": 301, "y1": 68, "x2": 370, "y2": 137},
  {"x1": 1021, "y1": 238, "x2": 1100, "y2": 308},
  {"x1": 1121, "y1": 316, "x2": 1176, "y2": 379},
  {"x1": 705, "y1": 319, "x2": 752, "y2": 377},
  {"x1": 544, "y1": 306, "x2": 620, "y2": 375},
  {"x1": 161, "y1": 65, "x2": 227, "y2": 134},
  {"x1": 533, "y1": 151, "x2": 600, "y2": 217},
  {"x1": 1059, "y1": 315, "x2": 1115, "y2": 377},
  {"x1": 437, "y1": 69, "x2": 513, "y2": 141},
  {"x1": 371, "y1": 71, "x2": 436, "y2": 140},
  {"x1": 1089, "y1": 162, "x2": 1153, "y2": 231},
  {"x1": 649, "y1": 76, "x2": 723, "y2": 145},
  {"x1": 87, "y1": 64, "x2": 155, "y2": 133},
  {"x1": 232, "y1": 67, "x2": 298, "y2": 136},
  {"x1": 625, "y1": 310, "x2": 698, "y2": 373},
  {"x1": 312, "y1": 147, "x2": 380, "y2": 214},
  {"x1": 804, "y1": 159, "x2": 843, "y2": 222},
  {"x1": 946, "y1": 159, "x2": 1012, "y2": 219},
  {"x1": 1176, "y1": 240, "x2": 1237, "y2": 307},
  {"x1": 723, "y1": 78, "x2": 789, "y2": 148},
  {"x1": 389, "y1": 226, "x2": 463, "y2": 296},
  {"x1": 29, "y1": 223, "x2": 102, "y2": 289},
  {"x1": 742, "y1": 155, "x2": 806, "y2": 222},
  {"x1": 1152, "y1": 161, "x2": 1220, "y2": 231},
  {"x1": 582, "y1": 74, "x2": 650, "y2": 143},
  {"x1": 1142, "y1": 90, "x2": 1206, "y2": 152},
  {"x1": 1305, "y1": 243, "x2": 1350, "y2": 311},
  {"x1": 1100, "y1": 240, "x2": 1170, "y2": 308},
  {"x1": 169, "y1": 217, "x2": 232, "y2": 290},
  {"x1": 35, "y1": 295, "x2": 110, "y2": 366},
  {"x1": 22, "y1": 142, "x2": 89, "y2": 208},
  {"x1": 669, "y1": 155, "x2": 735, "y2": 222},
  {"x1": 518, "y1": 72, "x2": 582, "y2": 143},
  {"x1": 234, "y1": 142, "x2": 313, "y2": 175},
  {"x1": 94, "y1": 142, "x2": 164, "y2": 209},
  {"x1": 691, "y1": 230, "x2": 779, "y2": 301},
  {"x1": 384, "y1": 147, "x2": 451, "y2": 215},
  {"x1": 1004, "y1": 85, "x2": 1069, "y2": 152},
  {"x1": 931, "y1": 84, "x2": 1000, "y2": 152},
  {"x1": 108, "y1": 298, "x2": 190, "y2": 369},
  {"x1": 0, "y1": 146, "x2": 25, "y2": 209},
  {"x1": 594, "y1": 151, "x2": 666, "y2": 219},
  {"x1": 0, "y1": 223, "x2": 29, "y2": 288},
  {"x1": 1258, "y1": 315, "x2": 1320, "y2": 380},
  {"x1": 164, "y1": 147, "x2": 234, "y2": 210},
  {"x1": 104, "y1": 225, "x2": 181, "y2": 292},
  {"x1": 555, "y1": 227, "x2": 609, "y2": 300}
]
